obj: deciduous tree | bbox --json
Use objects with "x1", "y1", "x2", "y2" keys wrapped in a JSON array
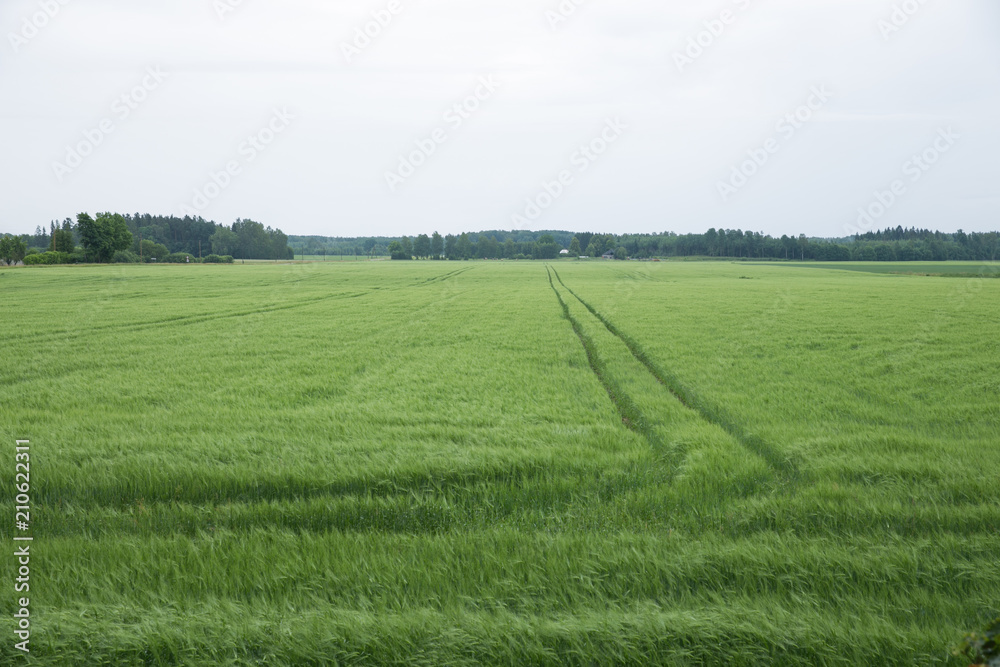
[
  {"x1": 431, "y1": 232, "x2": 444, "y2": 259},
  {"x1": 569, "y1": 236, "x2": 581, "y2": 256},
  {"x1": 210, "y1": 227, "x2": 238, "y2": 256},
  {"x1": 0, "y1": 236, "x2": 27, "y2": 265},
  {"x1": 77, "y1": 212, "x2": 133, "y2": 263},
  {"x1": 414, "y1": 234, "x2": 431, "y2": 259},
  {"x1": 52, "y1": 219, "x2": 75, "y2": 253}
]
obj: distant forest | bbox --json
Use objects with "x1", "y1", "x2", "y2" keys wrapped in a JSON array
[
  {"x1": 292, "y1": 227, "x2": 1000, "y2": 262},
  {"x1": 4, "y1": 214, "x2": 999, "y2": 264}
]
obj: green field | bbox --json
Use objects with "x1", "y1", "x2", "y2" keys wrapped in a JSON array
[
  {"x1": 290, "y1": 255, "x2": 389, "y2": 262},
  {"x1": 756, "y1": 260, "x2": 1000, "y2": 277},
  {"x1": 1, "y1": 261, "x2": 997, "y2": 665}
]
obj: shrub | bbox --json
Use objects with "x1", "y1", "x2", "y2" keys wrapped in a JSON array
[
  {"x1": 112, "y1": 250, "x2": 141, "y2": 264},
  {"x1": 165, "y1": 253, "x2": 195, "y2": 263},
  {"x1": 140, "y1": 240, "x2": 170, "y2": 262},
  {"x1": 203, "y1": 254, "x2": 231, "y2": 264},
  {"x1": 23, "y1": 251, "x2": 73, "y2": 265},
  {"x1": 205, "y1": 254, "x2": 235, "y2": 264}
]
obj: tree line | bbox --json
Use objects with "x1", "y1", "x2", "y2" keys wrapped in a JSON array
[
  {"x1": 4, "y1": 213, "x2": 294, "y2": 264},
  {"x1": 388, "y1": 233, "x2": 567, "y2": 260},
  {"x1": 368, "y1": 227, "x2": 1000, "y2": 262},
  {"x1": 4, "y1": 220, "x2": 998, "y2": 265}
]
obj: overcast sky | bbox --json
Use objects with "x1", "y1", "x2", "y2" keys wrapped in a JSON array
[{"x1": 2, "y1": 0, "x2": 998, "y2": 238}]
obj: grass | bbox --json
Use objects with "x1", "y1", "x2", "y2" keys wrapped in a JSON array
[
  {"x1": 756, "y1": 260, "x2": 1000, "y2": 277},
  {"x1": 1, "y1": 260, "x2": 996, "y2": 665},
  {"x1": 290, "y1": 254, "x2": 389, "y2": 262}
]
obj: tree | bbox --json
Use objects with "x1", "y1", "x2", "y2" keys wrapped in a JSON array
[
  {"x1": 388, "y1": 241, "x2": 411, "y2": 260},
  {"x1": 77, "y1": 212, "x2": 133, "y2": 263},
  {"x1": 984, "y1": 232, "x2": 999, "y2": 262},
  {"x1": 0, "y1": 236, "x2": 27, "y2": 265},
  {"x1": 140, "y1": 240, "x2": 169, "y2": 261},
  {"x1": 53, "y1": 220, "x2": 75, "y2": 253},
  {"x1": 266, "y1": 226, "x2": 291, "y2": 261},
  {"x1": 874, "y1": 243, "x2": 896, "y2": 262},
  {"x1": 232, "y1": 218, "x2": 267, "y2": 260},
  {"x1": 855, "y1": 245, "x2": 877, "y2": 262},
  {"x1": 32, "y1": 225, "x2": 47, "y2": 249},
  {"x1": 503, "y1": 238, "x2": 515, "y2": 259},
  {"x1": 479, "y1": 235, "x2": 499, "y2": 259},
  {"x1": 210, "y1": 227, "x2": 238, "y2": 256},
  {"x1": 797, "y1": 234, "x2": 809, "y2": 261},
  {"x1": 455, "y1": 233, "x2": 472, "y2": 260},
  {"x1": 444, "y1": 234, "x2": 457, "y2": 260},
  {"x1": 414, "y1": 234, "x2": 431, "y2": 259},
  {"x1": 430, "y1": 232, "x2": 444, "y2": 259},
  {"x1": 780, "y1": 235, "x2": 794, "y2": 260},
  {"x1": 896, "y1": 242, "x2": 918, "y2": 261},
  {"x1": 705, "y1": 228, "x2": 720, "y2": 256},
  {"x1": 569, "y1": 236, "x2": 581, "y2": 256},
  {"x1": 585, "y1": 235, "x2": 608, "y2": 257},
  {"x1": 614, "y1": 246, "x2": 628, "y2": 260},
  {"x1": 536, "y1": 234, "x2": 561, "y2": 260}
]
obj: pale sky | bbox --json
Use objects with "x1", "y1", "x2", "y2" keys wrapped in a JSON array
[{"x1": 2, "y1": 0, "x2": 998, "y2": 238}]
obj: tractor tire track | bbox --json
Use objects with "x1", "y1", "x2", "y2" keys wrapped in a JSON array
[
  {"x1": 4, "y1": 290, "x2": 371, "y2": 348},
  {"x1": 419, "y1": 266, "x2": 473, "y2": 285},
  {"x1": 0, "y1": 292, "x2": 372, "y2": 390},
  {"x1": 546, "y1": 267, "x2": 680, "y2": 472},
  {"x1": 550, "y1": 267, "x2": 800, "y2": 480},
  {"x1": 4, "y1": 267, "x2": 477, "y2": 389},
  {"x1": 6, "y1": 266, "x2": 472, "y2": 348}
]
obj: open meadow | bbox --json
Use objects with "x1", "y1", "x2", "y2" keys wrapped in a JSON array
[{"x1": 1, "y1": 260, "x2": 998, "y2": 665}]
